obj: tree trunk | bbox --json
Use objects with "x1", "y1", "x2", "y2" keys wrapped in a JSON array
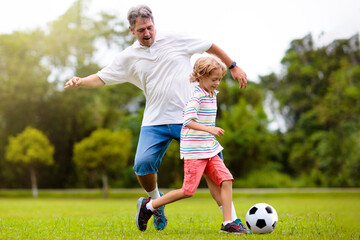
[
  {"x1": 102, "y1": 171, "x2": 108, "y2": 199},
  {"x1": 30, "y1": 167, "x2": 38, "y2": 198}
]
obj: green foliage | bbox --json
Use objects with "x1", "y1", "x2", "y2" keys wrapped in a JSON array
[
  {"x1": 73, "y1": 128, "x2": 132, "y2": 197},
  {"x1": 261, "y1": 33, "x2": 360, "y2": 187},
  {"x1": 0, "y1": 30, "x2": 51, "y2": 136},
  {"x1": 5, "y1": 127, "x2": 54, "y2": 166},
  {"x1": 73, "y1": 128, "x2": 132, "y2": 171},
  {"x1": 234, "y1": 163, "x2": 293, "y2": 188},
  {"x1": 5, "y1": 126, "x2": 55, "y2": 197},
  {"x1": 0, "y1": 0, "x2": 139, "y2": 188},
  {"x1": 218, "y1": 82, "x2": 281, "y2": 178}
]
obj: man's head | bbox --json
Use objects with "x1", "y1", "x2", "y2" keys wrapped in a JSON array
[{"x1": 127, "y1": 5, "x2": 156, "y2": 47}]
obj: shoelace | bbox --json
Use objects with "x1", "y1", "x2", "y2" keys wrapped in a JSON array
[
  {"x1": 238, "y1": 222, "x2": 247, "y2": 230},
  {"x1": 229, "y1": 224, "x2": 241, "y2": 232},
  {"x1": 142, "y1": 203, "x2": 153, "y2": 221},
  {"x1": 153, "y1": 208, "x2": 163, "y2": 218}
]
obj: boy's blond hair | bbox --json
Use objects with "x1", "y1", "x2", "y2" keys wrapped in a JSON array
[{"x1": 190, "y1": 55, "x2": 227, "y2": 83}]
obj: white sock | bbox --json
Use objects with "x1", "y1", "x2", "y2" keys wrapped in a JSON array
[
  {"x1": 146, "y1": 199, "x2": 155, "y2": 212},
  {"x1": 219, "y1": 202, "x2": 238, "y2": 221},
  {"x1": 231, "y1": 202, "x2": 238, "y2": 221},
  {"x1": 223, "y1": 220, "x2": 232, "y2": 226},
  {"x1": 146, "y1": 185, "x2": 160, "y2": 199}
]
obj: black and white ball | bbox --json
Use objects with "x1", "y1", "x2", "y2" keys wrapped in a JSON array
[{"x1": 246, "y1": 203, "x2": 278, "y2": 234}]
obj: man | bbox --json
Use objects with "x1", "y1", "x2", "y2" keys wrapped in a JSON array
[{"x1": 65, "y1": 5, "x2": 247, "y2": 231}]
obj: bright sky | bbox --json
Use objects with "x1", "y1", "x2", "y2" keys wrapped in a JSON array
[{"x1": 1, "y1": 0, "x2": 359, "y2": 82}]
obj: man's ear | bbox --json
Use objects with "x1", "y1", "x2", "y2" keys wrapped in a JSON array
[{"x1": 129, "y1": 26, "x2": 135, "y2": 35}]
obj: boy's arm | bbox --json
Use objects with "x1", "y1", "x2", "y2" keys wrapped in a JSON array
[
  {"x1": 206, "y1": 43, "x2": 247, "y2": 89},
  {"x1": 64, "y1": 74, "x2": 105, "y2": 89},
  {"x1": 186, "y1": 121, "x2": 224, "y2": 137}
]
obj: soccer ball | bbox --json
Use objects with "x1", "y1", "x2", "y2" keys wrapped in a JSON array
[{"x1": 246, "y1": 203, "x2": 278, "y2": 234}]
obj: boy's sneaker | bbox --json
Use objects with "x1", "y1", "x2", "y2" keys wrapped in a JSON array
[
  {"x1": 136, "y1": 197, "x2": 154, "y2": 231},
  {"x1": 220, "y1": 221, "x2": 248, "y2": 234},
  {"x1": 235, "y1": 218, "x2": 253, "y2": 234},
  {"x1": 153, "y1": 192, "x2": 167, "y2": 230}
]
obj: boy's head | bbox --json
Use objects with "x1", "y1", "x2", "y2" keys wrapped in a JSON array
[
  {"x1": 190, "y1": 55, "x2": 226, "y2": 94},
  {"x1": 190, "y1": 55, "x2": 226, "y2": 83},
  {"x1": 128, "y1": 5, "x2": 156, "y2": 47}
]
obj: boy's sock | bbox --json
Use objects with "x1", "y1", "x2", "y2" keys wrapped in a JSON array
[
  {"x1": 219, "y1": 202, "x2": 238, "y2": 221},
  {"x1": 146, "y1": 184, "x2": 161, "y2": 199},
  {"x1": 146, "y1": 199, "x2": 155, "y2": 212}
]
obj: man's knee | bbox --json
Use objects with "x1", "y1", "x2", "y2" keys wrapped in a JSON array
[{"x1": 133, "y1": 157, "x2": 157, "y2": 175}]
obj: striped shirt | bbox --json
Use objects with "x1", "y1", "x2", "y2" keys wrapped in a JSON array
[{"x1": 180, "y1": 86, "x2": 223, "y2": 159}]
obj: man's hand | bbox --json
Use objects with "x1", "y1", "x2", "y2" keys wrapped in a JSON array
[
  {"x1": 64, "y1": 77, "x2": 82, "y2": 89},
  {"x1": 230, "y1": 66, "x2": 247, "y2": 89}
]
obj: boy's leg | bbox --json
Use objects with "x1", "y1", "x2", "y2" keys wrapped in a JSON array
[
  {"x1": 204, "y1": 155, "x2": 239, "y2": 221},
  {"x1": 204, "y1": 156, "x2": 251, "y2": 234},
  {"x1": 149, "y1": 189, "x2": 190, "y2": 209},
  {"x1": 203, "y1": 155, "x2": 234, "y2": 222},
  {"x1": 220, "y1": 180, "x2": 233, "y2": 222},
  {"x1": 172, "y1": 124, "x2": 225, "y2": 206},
  {"x1": 149, "y1": 158, "x2": 207, "y2": 210},
  {"x1": 137, "y1": 158, "x2": 205, "y2": 231},
  {"x1": 204, "y1": 175, "x2": 222, "y2": 205},
  {"x1": 136, "y1": 189, "x2": 189, "y2": 232}
]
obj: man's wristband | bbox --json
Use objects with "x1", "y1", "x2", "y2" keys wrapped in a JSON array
[{"x1": 229, "y1": 61, "x2": 236, "y2": 69}]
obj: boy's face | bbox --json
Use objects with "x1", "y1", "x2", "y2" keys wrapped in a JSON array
[
  {"x1": 129, "y1": 18, "x2": 156, "y2": 47},
  {"x1": 199, "y1": 69, "x2": 223, "y2": 95}
]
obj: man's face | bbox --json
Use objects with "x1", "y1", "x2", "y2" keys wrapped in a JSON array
[{"x1": 129, "y1": 18, "x2": 156, "y2": 47}]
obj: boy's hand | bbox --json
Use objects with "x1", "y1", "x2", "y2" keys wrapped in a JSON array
[{"x1": 207, "y1": 127, "x2": 225, "y2": 137}]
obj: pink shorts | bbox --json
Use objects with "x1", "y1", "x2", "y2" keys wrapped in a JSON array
[{"x1": 181, "y1": 155, "x2": 234, "y2": 196}]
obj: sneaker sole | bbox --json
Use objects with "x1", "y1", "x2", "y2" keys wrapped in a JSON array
[
  {"x1": 219, "y1": 230, "x2": 246, "y2": 234},
  {"x1": 136, "y1": 197, "x2": 146, "y2": 231}
]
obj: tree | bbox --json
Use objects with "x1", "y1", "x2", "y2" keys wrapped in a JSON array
[
  {"x1": 218, "y1": 82, "x2": 280, "y2": 178},
  {"x1": 0, "y1": 0, "x2": 139, "y2": 188},
  {"x1": 5, "y1": 127, "x2": 54, "y2": 198},
  {"x1": 260, "y1": 34, "x2": 360, "y2": 186},
  {"x1": 73, "y1": 128, "x2": 132, "y2": 198}
]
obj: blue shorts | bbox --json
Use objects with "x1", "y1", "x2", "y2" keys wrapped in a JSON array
[
  {"x1": 133, "y1": 124, "x2": 182, "y2": 176},
  {"x1": 133, "y1": 124, "x2": 224, "y2": 176}
]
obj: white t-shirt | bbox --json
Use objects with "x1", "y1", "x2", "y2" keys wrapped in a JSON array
[{"x1": 97, "y1": 32, "x2": 212, "y2": 126}]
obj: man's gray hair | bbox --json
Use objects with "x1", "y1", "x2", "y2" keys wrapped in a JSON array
[{"x1": 127, "y1": 5, "x2": 154, "y2": 29}]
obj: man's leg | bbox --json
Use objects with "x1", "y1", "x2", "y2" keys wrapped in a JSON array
[
  {"x1": 136, "y1": 173, "x2": 157, "y2": 192},
  {"x1": 133, "y1": 125, "x2": 172, "y2": 230}
]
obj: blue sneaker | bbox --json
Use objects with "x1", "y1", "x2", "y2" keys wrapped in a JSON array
[
  {"x1": 136, "y1": 197, "x2": 153, "y2": 231},
  {"x1": 153, "y1": 192, "x2": 167, "y2": 230},
  {"x1": 235, "y1": 218, "x2": 252, "y2": 234}
]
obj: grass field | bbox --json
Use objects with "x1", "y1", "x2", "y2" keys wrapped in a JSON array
[{"x1": 0, "y1": 189, "x2": 359, "y2": 239}]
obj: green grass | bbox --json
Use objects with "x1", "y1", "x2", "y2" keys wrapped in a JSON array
[{"x1": 0, "y1": 189, "x2": 359, "y2": 239}]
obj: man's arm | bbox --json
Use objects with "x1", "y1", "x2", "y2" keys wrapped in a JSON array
[
  {"x1": 64, "y1": 74, "x2": 105, "y2": 89},
  {"x1": 206, "y1": 44, "x2": 247, "y2": 88}
]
